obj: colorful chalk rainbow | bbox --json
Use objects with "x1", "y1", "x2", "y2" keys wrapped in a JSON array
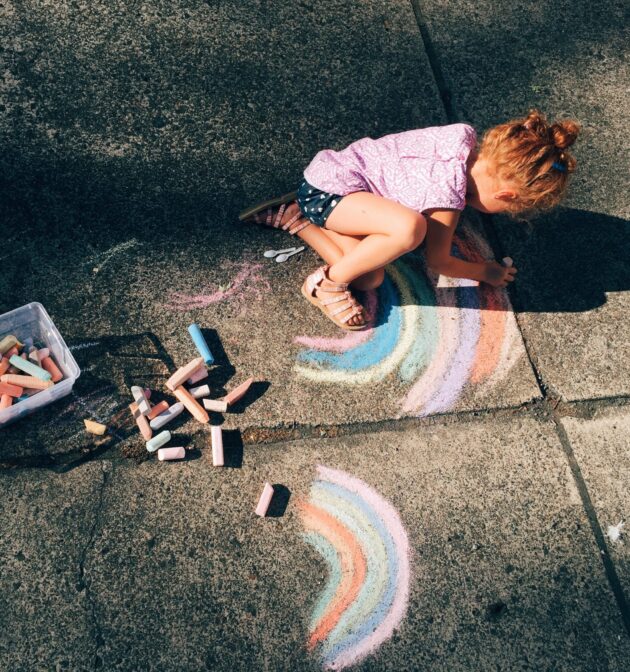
[
  {"x1": 300, "y1": 465, "x2": 410, "y2": 670},
  {"x1": 294, "y1": 226, "x2": 522, "y2": 416}
]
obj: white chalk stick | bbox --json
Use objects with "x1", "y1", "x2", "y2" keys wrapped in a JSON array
[
  {"x1": 502, "y1": 256, "x2": 513, "y2": 268},
  {"x1": 149, "y1": 402, "x2": 185, "y2": 430},
  {"x1": 255, "y1": 482, "x2": 274, "y2": 517},
  {"x1": 203, "y1": 398, "x2": 228, "y2": 413},
  {"x1": 157, "y1": 447, "x2": 186, "y2": 461},
  {"x1": 130, "y1": 385, "x2": 151, "y2": 416},
  {"x1": 190, "y1": 384, "x2": 211, "y2": 399}
]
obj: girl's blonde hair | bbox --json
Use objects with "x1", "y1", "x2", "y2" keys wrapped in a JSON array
[{"x1": 480, "y1": 110, "x2": 580, "y2": 214}]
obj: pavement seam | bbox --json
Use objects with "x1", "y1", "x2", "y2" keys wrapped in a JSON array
[
  {"x1": 550, "y1": 411, "x2": 630, "y2": 637},
  {"x1": 76, "y1": 461, "x2": 112, "y2": 671}
]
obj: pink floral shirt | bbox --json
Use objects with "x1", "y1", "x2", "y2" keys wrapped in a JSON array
[{"x1": 303, "y1": 123, "x2": 477, "y2": 213}]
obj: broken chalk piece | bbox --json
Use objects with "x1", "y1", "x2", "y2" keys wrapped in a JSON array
[
  {"x1": 0, "y1": 335, "x2": 23, "y2": 355},
  {"x1": 188, "y1": 323, "x2": 215, "y2": 365},
  {"x1": 0, "y1": 381, "x2": 24, "y2": 397},
  {"x1": 202, "y1": 398, "x2": 228, "y2": 413},
  {"x1": 84, "y1": 419, "x2": 107, "y2": 435},
  {"x1": 131, "y1": 385, "x2": 151, "y2": 415},
  {"x1": 149, "y1": 402, "x2": 185, "y2": 430},
  {"x1": 186, "y1": 365, "x2": 208, "y2": 386},
  {"x1": 211, "y1": 425, "x2": 224, "y2": 466},
  {"x1": 190, "y1": 384, "x2": 211, "y2": 399},
  {"x1": 173, "y1": 385, "x2": 209, "y2": 424},
  {"x1": 0, "y1": 357, "x2": 9, "y2": 376},
  {"x1": 255, "y1": 482, "x2": 274, "y2": 517},
  {"x1": 129, "y1": 402, "x2": 153, "y2": 441},
  {"x1": 41, "y1": 355, "x2": 63, "y2": 383},
  {"x1": 28, "y1": 346, "x2": 40, "y2": 366},
  {"x1": 0, "y1": 394, "x2": 12, "y2": 409},
  {"x1": 165, "y1": 357, "x2": 205, "y2": 392},
  {"x1": 146, "y1": 400, "x2": 169, "y2": 420},
  {"x1": 146, "y1": 430, "x2": 171, "y2": 453},
  {"x1": 502, "y1": 256, "x2": 513, "y2": 268},
  {"x1": 37, "y1": 347, "x2": 50, "y2": 360},
  {"x1": 0, "y1": 374, "x2": 54, "y2": 390},
  {"x1": 223, "y1": 377, "x2": 254, "y2": 406},
  {"x1": 9, "y1": 354, "x2": 52, "y2": 381},
  {"x1": 157, "y1": 446, "x2": 186, "y2": 462}
]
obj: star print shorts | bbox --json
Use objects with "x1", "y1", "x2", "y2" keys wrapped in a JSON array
[{"x1": 296, "y1": 179, "x2": 345, "y2": 228}]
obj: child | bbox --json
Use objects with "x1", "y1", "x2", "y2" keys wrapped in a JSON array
[{"x1": 240, "y1": 110, "x2": 579, "y2": 330}]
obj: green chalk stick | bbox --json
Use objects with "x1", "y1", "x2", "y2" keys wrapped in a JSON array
[{"x1": 9, "y1": 355, "x2": 52, "y2": 381}]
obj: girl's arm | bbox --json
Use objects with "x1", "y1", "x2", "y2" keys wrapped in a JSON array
[{"x1": 422, "y1": 209, "x2": 516, "y2": 287}]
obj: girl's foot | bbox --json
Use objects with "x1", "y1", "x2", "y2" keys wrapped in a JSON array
[
  {"x1": 240, "y1": 196, "x2": 311, "y2": 236},
  {"x1": 301, "y1": 265, "x2": 366, "y2": 330}
]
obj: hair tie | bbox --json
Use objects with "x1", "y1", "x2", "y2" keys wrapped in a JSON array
[{"x1": 552, "y1": 161, "x2": 566, "y2": 172}]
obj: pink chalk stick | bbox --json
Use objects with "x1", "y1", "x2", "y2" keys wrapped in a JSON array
[
  {"x1": 255, "y1": 482, "x2": 274, "y2": 517},
  {"x1": 186, "y1": 365, "x2": 208, "y2": 386},
  {"x1": 144, "y1": 388, "x2": 152, "y2": 400},
  {"x1": 211, "y1": 425, "x2": 224, "y2": 466},
  {"x1": 223, "y1": 377, "x2": 254, "y2": 406},
  {"x1": 157, "y1": 447, "x2": 186, "y2": 461},
  {"x1": 166, "y1": 357, "x2": 205, "y2": 391}
]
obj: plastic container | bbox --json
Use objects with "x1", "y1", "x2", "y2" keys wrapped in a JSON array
[{"x1": 0, "y1": 302, "x2": 80, "y2": 428}]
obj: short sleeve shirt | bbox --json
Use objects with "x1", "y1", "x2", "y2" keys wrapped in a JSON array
[{"x1": 303, "y1": 123, "x2": 477, "y2": 213}]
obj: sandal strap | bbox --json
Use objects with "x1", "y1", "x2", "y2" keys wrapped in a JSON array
[
  {"x1": 330, "y1": 300, "x2": 363, "y2": 318},
  {"x1": 288, "y1": 218, "x2": 311, "y2": 235},
  {"x1": 340, "y1": 306, "x2": 363, "y2": 324},
  {"x1": 320, "y1": 291, "x2": 351, "y2": 306},
  {"x1": 273, "y1": 203, "x2": 287, "y2": 228},
  {"x1": 282, "y1": 212, "x2": 301, "y2": 231}
]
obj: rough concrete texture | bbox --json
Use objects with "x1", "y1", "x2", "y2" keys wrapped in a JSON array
[
  {"x1": 0, "y1": 462, "x2": 107, "y2": 670},
  {"x1": 0, "y1": 0, "x2": 539, "y2": 466},
  {"x1": 562, "y1": 407, "x2": 630, "y2": 589},
  {"x1": 416, "y1": 0, "x2": 630, "y2": 400},
  {"x1": 2, "y1": 418, "x2": 630, "y2": 670}
]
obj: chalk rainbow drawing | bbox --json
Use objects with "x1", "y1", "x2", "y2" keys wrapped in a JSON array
[
  {"x1": 299, "y1": 465, "x2": 410, "y2": 670},
  {"x1": 294, "y1": 226, "x2": 522, "y2": 416},
  {"x1": 166, "y1": 261, "x2": 270, "y2": 310}
]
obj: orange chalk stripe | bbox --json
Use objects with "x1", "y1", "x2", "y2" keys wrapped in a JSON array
[
  {"x1": 0, "y1": 381, "x2": 24, "y2": 397},
  {"x1": 129, "y1": 402, "x2": 153, "y2": 440},
  {"x1": 41, "y1": 356, "x2": 63, "y2": 383},
  {"x1": 165, "y1": 357, "x2": 205, "y2": 391},
  {"x1": 0, "y1": 374, "x2": 53, "y2": 390},
  {"x1": 146, "y1": 400, "x2": 169, "y2": 420},
  {"x1": 0, "y1": 394, "x2": 12, "y2": 409},
  {"x1": 173, "y1": 385, "x2": 209, "y2": 424}
]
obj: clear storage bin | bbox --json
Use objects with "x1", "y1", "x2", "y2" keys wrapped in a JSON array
[{"x1": 0, "y1": 302, "x2": 81, "y2": 427}]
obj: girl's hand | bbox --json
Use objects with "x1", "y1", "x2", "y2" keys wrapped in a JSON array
[{"x1": 483, "y1": 261, "x2": 517, "y2": 287}]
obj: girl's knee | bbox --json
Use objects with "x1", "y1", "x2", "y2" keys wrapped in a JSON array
[{"x1": 395, "y1": 214, "x2": 427, "y2": 252}]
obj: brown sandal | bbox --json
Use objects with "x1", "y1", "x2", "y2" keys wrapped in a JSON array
[
  {"x1": 301, "y1": 265, "x2": 366, "y2": 331},
  {"x1": 239, "y1": 192, "x2": 311, "y2": 236}
]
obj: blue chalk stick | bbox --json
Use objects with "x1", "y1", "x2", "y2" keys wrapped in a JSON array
[{"x1": 188, "y1": 324, "x2": 214, "y2": 365}]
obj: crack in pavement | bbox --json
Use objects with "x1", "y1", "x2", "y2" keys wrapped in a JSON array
[{"x1": 76, "y1": 461, "x2": 112, "y2": 670}]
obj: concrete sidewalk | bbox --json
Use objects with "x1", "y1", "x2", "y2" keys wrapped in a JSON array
[{"x1": 0, "y1": 1, "x2": 628, "y2": 670}]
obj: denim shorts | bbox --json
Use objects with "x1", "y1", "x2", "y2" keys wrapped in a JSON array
[{"x1": 296, "y1": 179, "x2": 345, "y2": 228}]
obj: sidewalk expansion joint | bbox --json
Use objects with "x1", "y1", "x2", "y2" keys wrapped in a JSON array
[{"x1": 76, "y1": 461, "x2": 111, "y2": 670}]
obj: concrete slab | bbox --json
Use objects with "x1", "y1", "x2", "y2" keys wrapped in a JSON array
[
  {"x1": 0, "y1": 462, "x2": 107, "y2": 670},
  {"x1": 0, "y1": 0, "x2": 539, "y2": 465},
  {"x1": 416, "y1": 0, "x2": 630, "y2": 400},
  {"x1": 58, "y1": 418, "x2": 630, "y2": 669},
  {"x1": 561, "y1": 407, "x2": 630, "y2": 590}
]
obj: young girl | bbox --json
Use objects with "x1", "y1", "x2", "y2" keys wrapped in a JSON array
[{"x1": 240, "y1": 110, "x2": 579, "y2": 330}]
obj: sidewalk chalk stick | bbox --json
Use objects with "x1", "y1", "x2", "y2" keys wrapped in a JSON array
[
  {"x1": 255, "y1": 482, "x2": 274, "y2": 517},
  {"x1": 188, "y1": 323, "x2": 214, "y2": 365}
]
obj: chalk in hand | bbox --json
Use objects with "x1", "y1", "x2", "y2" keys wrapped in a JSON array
[
  {"x1": 211, "y1": 425, "x2": 224, "y2": 466},
  {"x1": 149, "y1": 402, "x2": 184, "y2": 430},
  {"x1": 157, "y1": 447, "x2": 186, "y2": 461},
  {"x1": 146, "y1": 430, "x2": 171, "y2": 453},
  {"x1": 165, "y1": 357, "x2": 205, "y2": 391},
  {"x1": 223, "y1": 377, "x2": 254, "y2": 406},
  {"x1": 202, "y1": 398, "x2": 228, "y2": 413},
  {"x1": 188, "y1": 323, "x2": 214, "y2": 365},
  {"x1": 84, "y1": 419, "x2": 107, "y2": 435},
  {"x1": 255, "y1": 482, "x2": 274, "y2": 517}
]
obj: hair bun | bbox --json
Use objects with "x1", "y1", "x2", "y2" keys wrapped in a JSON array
[
  {"x1": 522, "y1": 110, "x2": 549, "y2": 137},
  {"x1": 551, "y1": 120, "x2": 580, "y2": 149}
]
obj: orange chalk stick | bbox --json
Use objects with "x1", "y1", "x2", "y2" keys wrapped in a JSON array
[
  {"x1": 0, "y1": 357, "x2": 10, "y2": 376},
  {"x1": 0, "y1": 374, "x2": 53, "y2": 390},
  {"x1": 0, "y1": 394, "x2": 12, "y2": 409},
  {"x1": 129, "y1": 402, "x2": 153, "y2": 440},
  {"x1": 0, "y1": 381, "x2": 24, "y2": 397},
  {"x1": 173, "y1": 385, "x2": 209, "y2": 424},
  {"x1": 146, "y1": 400, "x2": 169, "y2": 420},
  {"x1": 223, "y1": 377, "x2": 254, "y2": 406},
  {"x1": 41, "y1": 356, "x2": 63, "y2": 383},
  {"x1": 165, "y1": 357, "x2": 205, "y2": 392}
]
